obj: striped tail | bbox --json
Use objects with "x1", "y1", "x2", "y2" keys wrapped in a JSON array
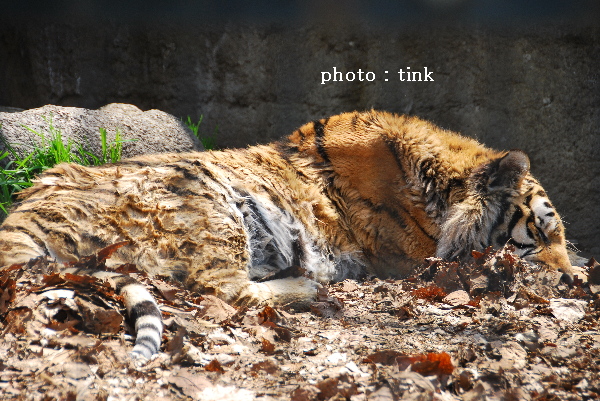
[
  {"x1": 117, "y1": 277, "x2": 164, "y2": 360},
  {"x1": 65, "y1": 268, "x2": 164, "y2": 360}
]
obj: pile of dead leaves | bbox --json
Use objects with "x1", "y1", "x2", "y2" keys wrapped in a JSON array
[{"x1": 1, "y1": 245, "x2": 599, "y2": 400}]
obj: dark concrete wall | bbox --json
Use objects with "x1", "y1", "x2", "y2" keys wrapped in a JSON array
[{"x1": 0, "y1": 15, "x2": 598, "y2": 255}]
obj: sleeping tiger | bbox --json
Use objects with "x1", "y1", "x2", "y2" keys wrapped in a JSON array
[{"x1": 0, "y1": 110, "x2": 580, "y2": 359}]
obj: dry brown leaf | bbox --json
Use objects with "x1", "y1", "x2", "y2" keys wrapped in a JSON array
[
  {"x1": 41, "y1": 273, "x2": 67, "y2": 286},
  {"x1": 258, "y1": 305, "x2": 279, "y2": 324},
  {"x1": 151, "y1": 279, "x2": 179, "y2": 302},
  {"x1": 386, "y1": 371, "x2": 435, "y2": 399},
  {"x1": 549, "y1": 298, "x2": 587, "y2": 323},
  {"x1": 290, "y1": 385, "x2": 320, "y2": 401},
  {"x1": 341, "y1": 280, "x2": 359, "y2": 292},
  {"x1": 433, "y1": 261, "x2": 464, "y2": 293},
  {"x1": 51, "y1": 334, "x2": 100, "y2": 349},
  {"x1": 0, "y1": 277, "x2": 16, "y2": 314},
  {"x1": 113, "y1": 263, "x2": 141, "y2": 274},
  {"x1": 250, "y1": 359, "x2": 280, "y2": 375},
  {"x1": 166, "y1": 368, "x2": 213, "y2": 399},
  {"x1": 587, "y1": 258, "x2": 600, "y2": 285},
  {"x1": 96, "y1": 241, "x2": 130, "y2": 263},
  {"x1": 205, "y1": 359, "x2": 225, "y2": 374},
  {"x1": 166, "y1": 326, "x2": 187, "y2": 357},
  {"x1": 75, "y1": 297, "x2": 122, "y2": 335},
  {"x1": 2, "y1": 308, "x2": 33, "y2": 334},
  {"x1": 63, "y1": 242, "x2": 129, "y2": 273},
  {"x1": 411, "y1": 285, "x2": 447, "y2": 302},
  {"x1": 364, "y1": 350, "x2": 403, "y2": 365},
  {"x1": 515, "y1": 287, "x2": 550, "y2": 305},
  {"x1": 310, "y1": 286, "x2": 344, "y2": 318},
  {"x1": 366, "y1": 351, "x2": 456, "y2": 382},
  {"x1": 468, "y1": 273, "x2": 489, "y2": 295},
  {"x1": 63, "y1": 273, "x2": 99, "y2": 286},
  {"x1": 443, "y1": 290, "x2": 470, "y2": 306},
  {"x1": 197, "y1": 295, "x2": 237, "y2": 323},
  {"x1": 315, "y1": 374, "x2": 358, "y2": 400},
  {"x1": 471, "y1": 250, "x2": 486, "y2": 260},
  {"x1": 496, "y1": 341, "x2": 527, "y2": 370},
  {"x1": 260, "y1": 338, "x2": 276, "y2": 354},
  {"x1": 395, "y1": 352, "x2": 454, "y2": 377},
  {"x1": 262, "y1": 321, "x2": 292, "y2": 342},
  {"x1": 47, "y1": 318, "x2": 79, "y2": 332}
]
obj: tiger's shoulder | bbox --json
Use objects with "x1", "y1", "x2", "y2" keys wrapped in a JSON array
[{"x1": 288, "y1": 110, "x2": 500, "y2": 184}]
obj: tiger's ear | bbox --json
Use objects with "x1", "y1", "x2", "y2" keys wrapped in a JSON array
[
  {"x1": 490, "y1": 149, "x2": 530, "y2": 188},
  {"x1": 472, "y1": 150, "x2": 530, "y2": 191},
  {"x1": 489, "y1": 150, "x2": 530, "y2": 188}
]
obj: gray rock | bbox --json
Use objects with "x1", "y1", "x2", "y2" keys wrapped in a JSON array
[
  {"x1": 0, "y1": 104, "x2": 203, "y2": 165},
  {"x1": 0, "y1": 107, "x2": 24, "y2": 113}
]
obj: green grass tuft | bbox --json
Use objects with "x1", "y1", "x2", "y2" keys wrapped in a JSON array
[
  {"x1": 0, "y1": 115, "x2": 128, "y2": 218},
  {"x1": 184, "y1": 115, "x2": 219, "y2": 151}
]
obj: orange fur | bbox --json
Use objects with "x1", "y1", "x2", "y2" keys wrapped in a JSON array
[{"x1": 0, "y1": 110, "x2": 576, "y2": 308}]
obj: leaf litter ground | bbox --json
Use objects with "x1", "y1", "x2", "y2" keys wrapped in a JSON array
[{"x1": 1, "y1": 245, "x2": 600, "y2": 400}]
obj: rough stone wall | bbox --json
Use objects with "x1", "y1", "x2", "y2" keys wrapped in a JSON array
[{"x1": 0, "y1": 21, "x2": 598, "y2": 255}]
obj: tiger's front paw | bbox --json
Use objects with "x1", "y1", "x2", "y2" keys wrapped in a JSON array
[
  {"x1": 265, "y1": 276, "x2": 321, "y2": 310},
  {"x1": 237, "y1": 281, "x2": 277, "y2": 306},
  {"x1": 237, "y1": 277, "x2": 320, "y2": 310}
]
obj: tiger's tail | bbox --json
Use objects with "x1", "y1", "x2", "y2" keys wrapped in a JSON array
[{"x1": 64, "y1": 268, "x2": 164, "y2": 360}]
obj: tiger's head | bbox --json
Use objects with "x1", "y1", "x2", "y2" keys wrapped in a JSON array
[{"x1": 437, "y1": 150, "x2": 577, "y2": 278}]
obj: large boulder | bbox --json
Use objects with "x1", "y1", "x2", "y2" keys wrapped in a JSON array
[{"x1": 0, "y1": 103, "x2": 203, "y2": 164}]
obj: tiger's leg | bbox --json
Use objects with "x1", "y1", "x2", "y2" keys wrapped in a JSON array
[
  {"x1": 0, "y1": 231, "x2": 49, "y2": 266},
  {"x1": 188, "y1": 258, "x2": 321, "y2": 310},
  {"x1": 239, "y1": 277, "x2": 321, "y2": 309}
]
